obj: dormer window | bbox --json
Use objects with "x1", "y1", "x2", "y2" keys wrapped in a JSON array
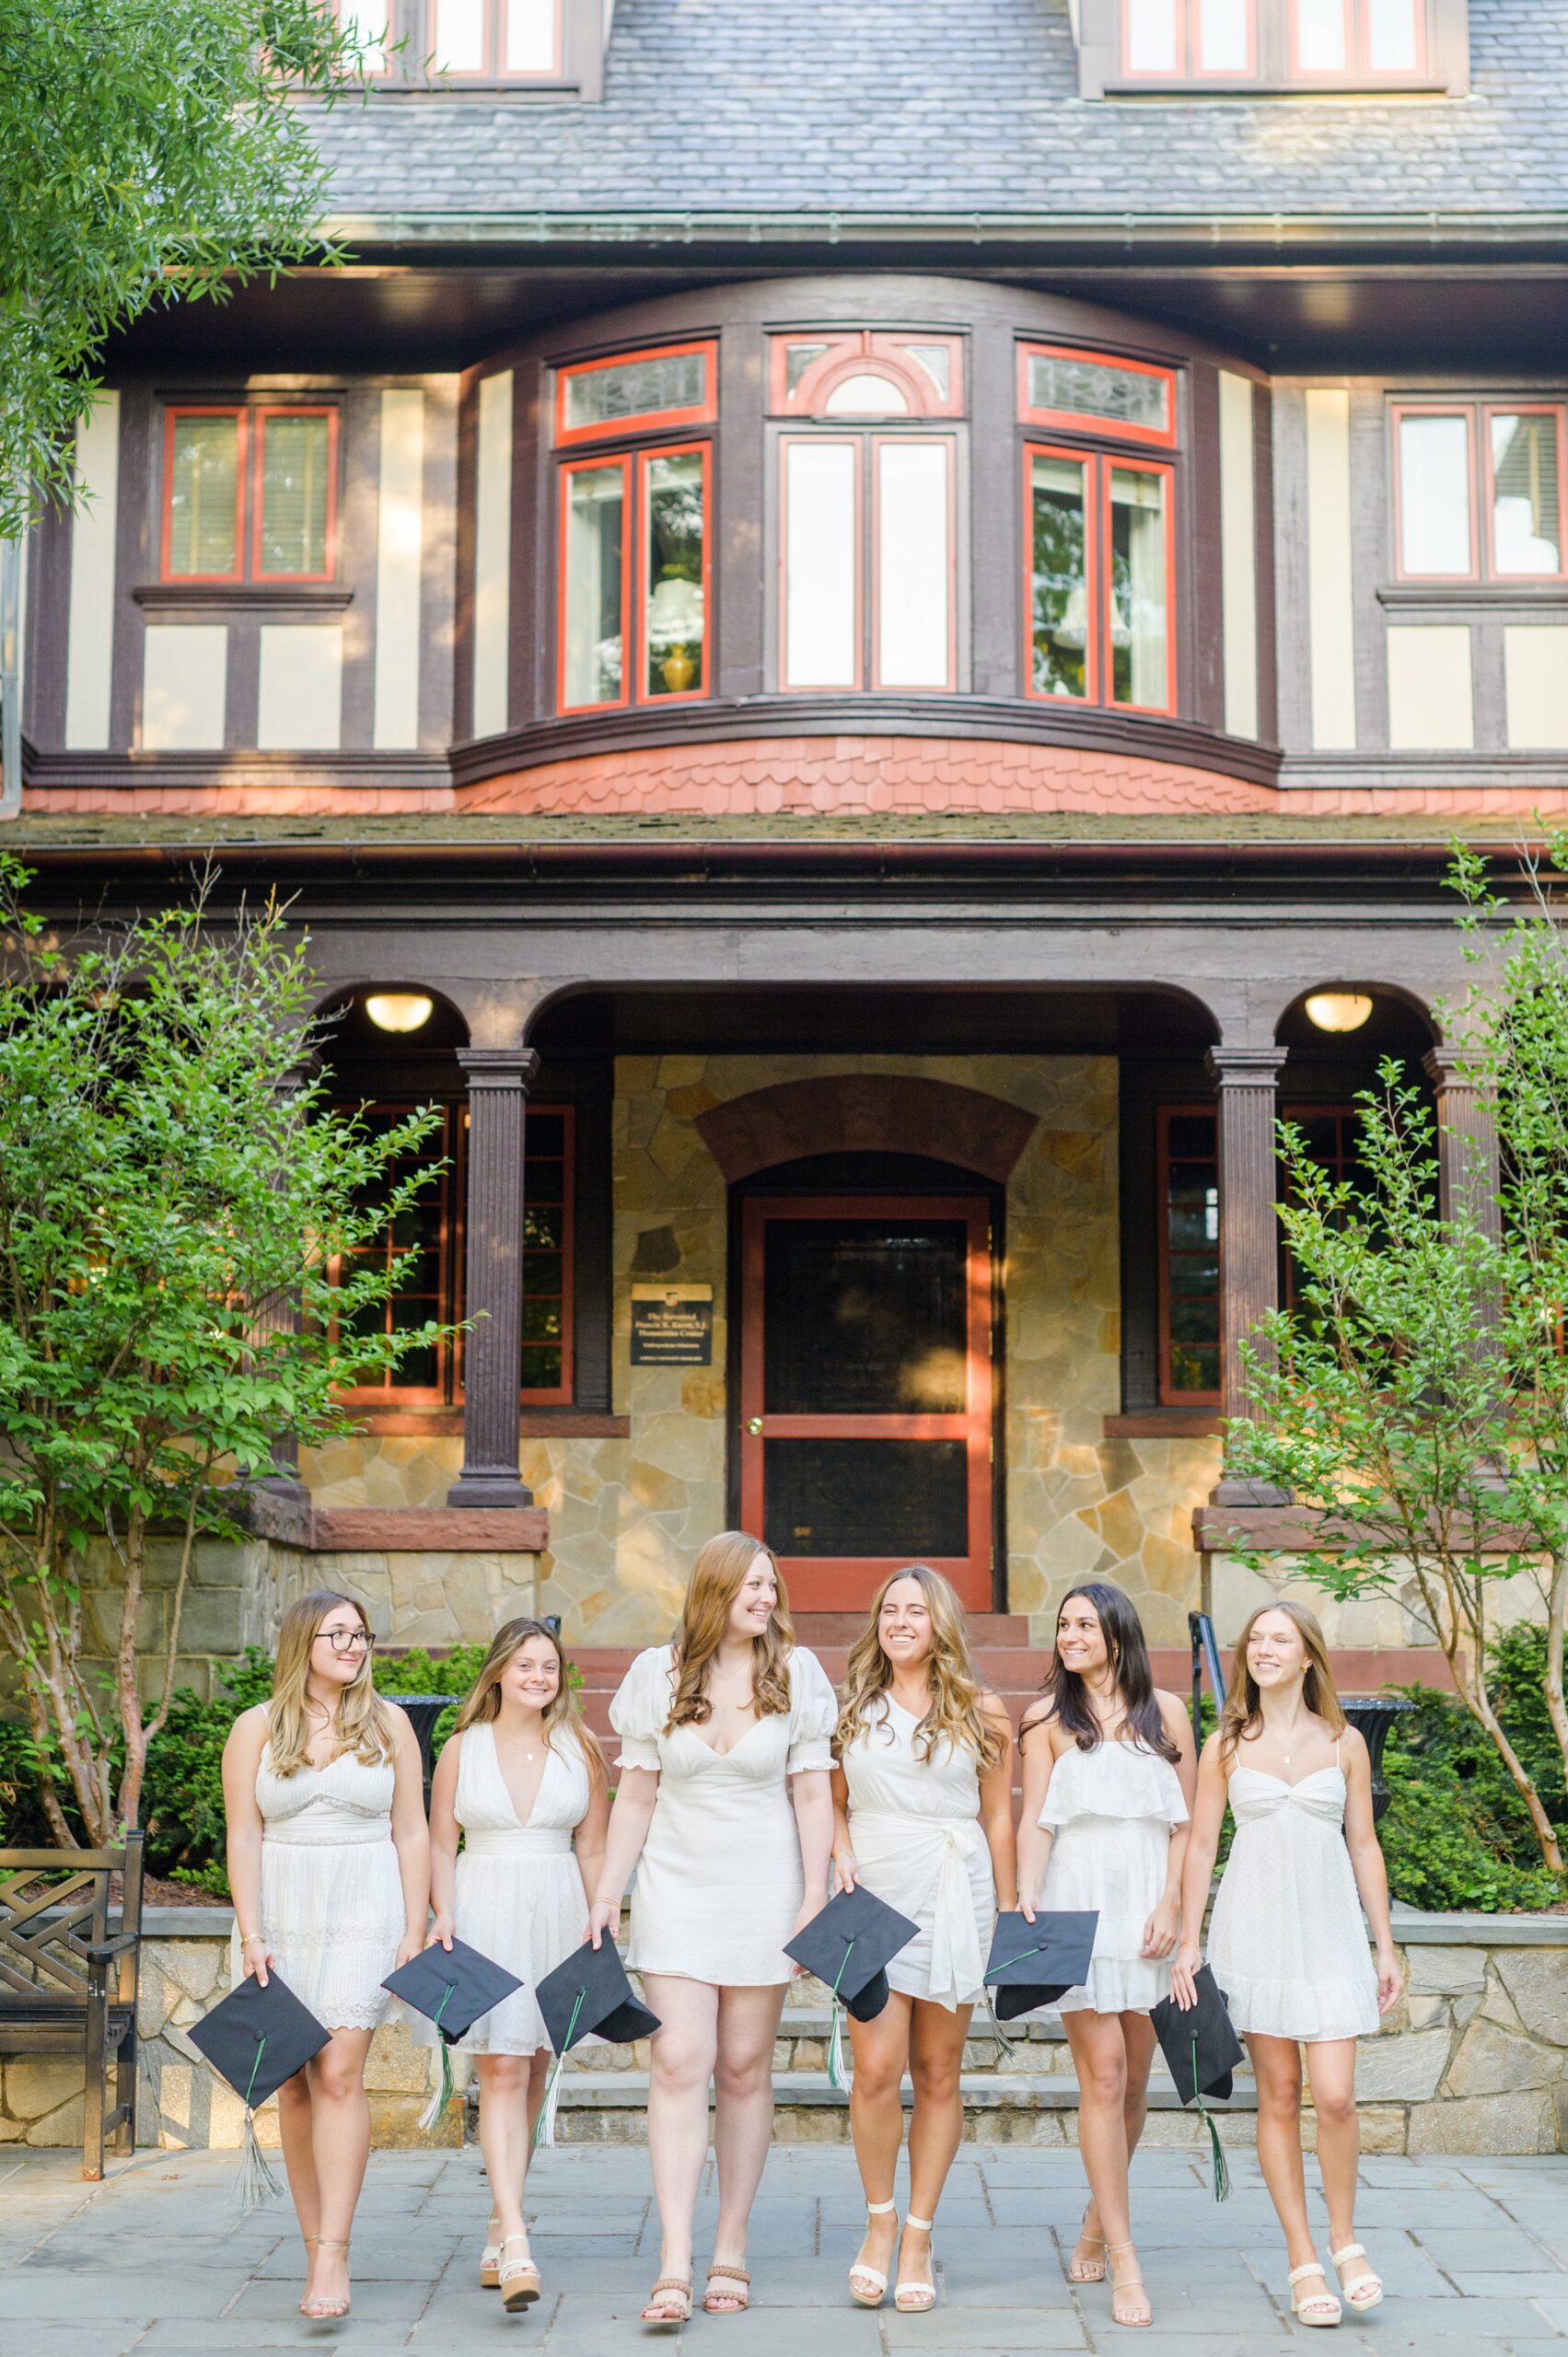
[
  {"x1": 433, "y1": 0, "x2": 561, "y2": 80},
  {"x1": 1076, "y1": 0, "x2": 1467, "y2": 96}
]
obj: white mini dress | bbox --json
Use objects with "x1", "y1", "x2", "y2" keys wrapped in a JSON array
[
  {"x1": 610, "y1": 1643, "x2": 837, "y2": 1987},
  {"x1": 1037, "y1": 1738, "x2": 1189, "y2": 2016},
  {"x1": 1206, "y1": 1748, "x2": 1379, "y2": 2043},
  {"x1": 418, "y1": 1720, "x2": 593, "y2": 2058},
  {"x1": 255, "y1": 1743, "x2": 406, "y2": 2032},
  {"x1": 841, "y1": 1697, "x2": 995, "y2": 2013}
]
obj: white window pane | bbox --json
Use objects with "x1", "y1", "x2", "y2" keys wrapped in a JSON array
[
  {"x1": 643, "y1": 451, "x2": 705, "y2": 699},
  {"x1": 877, "y1": 442, "x2": 951, "y2": 690},
  {"x1": 784, "y1": 441, "x2": 857, "y2": 689},
  {"x1": 1198, "y1": 0, "x2": 1249, "y2": 72},
  {"x1": 1490, "y1": 414, "x2": 1562, "y2": 576},
  {"x1": 825, "y1": 373, "x2": 910, "y2": 417},
  {"x1": 340, "y1": 0, "x2": 389, "y2": 70},
  {"x1": 1295, "y1": 0, "x2": 1346, "y2": 69},
  {"x1": 1400, "y1": 414, "x2": 1471, "y2": 575},
  {"x1": 505, "y1": 0, "x2": 557, "y2": 73},
  {"x1": 1125, "y1": 0, "x2": 1179, "y2": 72},
  {"x1": 1109, "y1": 468, "x2": 1169, "y2": 708},
  {"x1": 435, "y1": 0, "x2": 486, "y2": 72},
  {"x1": 1366, "y1": 0, "x2": 1419, "y2": 71},
  {"x1": 563, "y1": 464, "x2": 623, "y2": 706}
]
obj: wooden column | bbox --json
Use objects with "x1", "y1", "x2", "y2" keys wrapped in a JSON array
[
  {"x1": 1423, "y1": 1046, "x2": 1503, "y2": 1243},
  {"x1": 448, "y1": 1047, "x2": 539, "y2": 1509},
  {"x1": 1207, "y1": 1045, "x2": 1288, "y2": 1500}
]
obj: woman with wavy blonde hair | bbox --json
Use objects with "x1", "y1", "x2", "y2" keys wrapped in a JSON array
[
  {"x1": 222, "y1": 1590, "x2": 429, "y2": 2322},
  {"x1": 589, "y1": 1533, "x2": 836, "y2": 2324},
  {"x1": 831, "y1": 1567, "x2": 1015, "y2": 2314}
]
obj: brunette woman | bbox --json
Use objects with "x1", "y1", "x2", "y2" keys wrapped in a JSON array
[
  {"x1": 1172, "y1": 1601, "x2": 1400, "y2": 2329},
  {"x1": 587, "y1": 1532, "x2": 836, "y2": 2324},
  {"x1": 832, "y1": 1566, "x2": 1015, "y2": 2315},
  {"x1": 222, "y1": 1589, "x2": 429, "y2": 2324},
  {"x1": 425, "y1": 1617, "x2": 610, "y2": 2312},
  {"x1": 1016, "y1": 1583, "x2": 1195, "y2": 2331}
]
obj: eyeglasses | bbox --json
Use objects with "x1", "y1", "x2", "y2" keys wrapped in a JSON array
[{"x1": 316, "y1": 1628, "x2": 375, "y2": 1655}]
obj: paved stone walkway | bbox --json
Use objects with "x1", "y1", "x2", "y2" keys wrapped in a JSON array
[{"x1": 4, "y1": 2142, "x2": 1567, "y2": 2355}]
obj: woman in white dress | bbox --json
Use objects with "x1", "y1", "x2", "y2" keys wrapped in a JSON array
[
  {"x1": 1173, "y1": 1601, "x2": 1400, "y2": 2329},
  {"x1": 424, "y1": 1617, "x2": 610, "y2": 2312},
  {"x1": 1016, "y1": 1582, "x2": 1195, "y2": 2332},
  {"x1": 222, "y1": 1589, "x2": 429, "y2": 2324},
  {"x1": 587, "y1": 1531, "x2": 836, "y2": 2325},
  {"x1": 830, "y1": 1566, "x2": 1015, "y2": 2315}
]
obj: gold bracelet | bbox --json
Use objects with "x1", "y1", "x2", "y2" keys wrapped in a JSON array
[{"x1": 239, "y1": 1930, "x2": 265, "y2": 1945}]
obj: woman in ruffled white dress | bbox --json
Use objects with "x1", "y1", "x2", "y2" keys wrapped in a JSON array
[
  {"x1": 424, "y1": 1617, "x2": 610, "y2": 2311},
  {"x1": 1174, "y1": 1601, "x2": 1400, "y2": 2329},
  {"x1": 830, "y1": 1567, "x2": 1015, "y2": 2315},
  {"x1": 1016, "y1": 1582, "x2": 1196, "y2": 2331},
  {"x1": 588, "y1": 1532, "x2": 836, "y2": 2325},
  {"x1": 223, "y1": 1589, "x2": 429, "y2": 2324}
]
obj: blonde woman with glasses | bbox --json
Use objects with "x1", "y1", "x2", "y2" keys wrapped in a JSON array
[{"x1": 222, "y1": 1589, "x2": 429, "y2": 2324}]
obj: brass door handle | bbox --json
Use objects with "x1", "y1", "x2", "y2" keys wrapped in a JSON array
[{"x1": 745, "y1": 1417, "x2": 763, "y2": 1435}]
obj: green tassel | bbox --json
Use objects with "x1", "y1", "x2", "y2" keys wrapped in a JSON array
[
  {"x1": 1191, "y1": 2037, "x2": 1230, "y2": 2203},
  {"x1": 418, "y1": 1984, "x2": 458, "y2": 2133},
  {"x1": 828, "y1": 2001, "x2": 852, "y2": 2093},
  {"x1": 234, "y1": 2037, "x2": 283, "y2": 2212},
  {"x1": 534, "y1": 1989, "x2": 586, "y2": 2153}
]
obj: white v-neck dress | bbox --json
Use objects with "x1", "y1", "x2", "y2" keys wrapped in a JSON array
[
  {"x1": 416, "y1": 1720, "x2": 593, "y2": 2057},
  {"x1": 841, "y1": 1696, "x2": 995, "y2": 2012},
  {"x1": 610, "y1": 1643, "x2": 837, "y2": 1987},
  {"x1": 255, "y1": 1742, "x2": 405, "y2": 2032}
]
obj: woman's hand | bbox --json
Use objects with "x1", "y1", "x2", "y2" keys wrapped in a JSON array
[
  {"x1": 1141, "y1": 1894, "x2": 1179, "y2": 1960},
  {"x1": 587, "y1": 1896, "x2": 621, "y2": 1951},
  {"x1": 1376, "y1": 1944, "x2": 1402, "y2": 2016},
  {"x1": 831, "y1": 1847, "x2": 858, "y2": 1894},
  {"x1": 394, "y1": 1928, "x2": 425, "y2": 1973},
  {"x1": 1169, "y1": 1939, "x2": 1201, "y2": 2010},
  {"x1": 239, "y1": 1933, "x2": 273, "y2": 1988},
  {"x1": 425, "y1": 1911, "x2": 455, "y2": 1954}
]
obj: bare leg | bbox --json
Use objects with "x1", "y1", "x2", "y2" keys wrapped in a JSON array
[
  {"x1": 641, "y1": 1973, "x2": 719, "y2": 2316},
  {"x1": 274, "y1": 2066, "x2": 320, "y2": 2306},
  {"x1": 302, "y1": 2026, "x2": 375, "y2": 2319},
  {"x1": 707, "y1": 1981, "x2": 787, "y2": 2310},
  {"x1": 1063, "y1": 2010, "x2": 1150, "y2": 2328},
  {"x1": 475, "y1": 2055, "x2": 531, "y2": 2243},
  {"x1": 523, "y1": 2046, "x2": 552, "y2": 2150},
  {"x1": 900, "y1": 2000, "x2": 970, "y2": 2297},
  {"x1": 1248, "y1": 2027, "x2": 1340, "y2": 2322},
  {"x1": 846, "y1": 1991, "x2": 912, "y2": 2295},
  {"x1": 1079, "y1": 2013, "x2": 1156, "y2": 2271},
  {"x1": 1306, "y1": 2040, "x2": 1377, "y2": 2302}
]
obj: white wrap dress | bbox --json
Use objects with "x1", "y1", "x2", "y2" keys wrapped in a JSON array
[
  {"x1": 841, "y1": 1697, "x2": 995, "y2": 2012},
  {"x1": 1036, "y1": 1738, "x2": 1189, "y2": 2016},
  {"x1": 610, "y1": 1643, "x2": 837, "y2": 1986},
  {"x1": 1205, "y1": 1751, "x2": 1379, "y2": 2043},
  {"x1": 255, "y1": 1743, "x2": 405, "y2": 2032}
]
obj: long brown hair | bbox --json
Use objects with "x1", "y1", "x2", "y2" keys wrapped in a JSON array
[
  {"x1": 1022, "y1": 1581, "x2": 1178, "y2": 1762},
  {"x1": 267, "y1": 1589, "x2": 398, "y2": 1777},
  {"x1": 453, "y1": 1616, "x2": 606, "y2": 1787},
  {"x1": 666, "y1": 1531, "x2": 795, "y2": 1732},
  {"x1": 1218, "y1": 1598, "x2": 1346, "y2": 1761},
  {"x1": 835, "y1": 1565, "x2": 1005, "y2": 1771}
]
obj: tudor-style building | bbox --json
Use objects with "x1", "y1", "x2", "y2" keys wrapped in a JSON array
[{"x1": 13, "y1": 0, "x2": 1568, "y2": 1685}]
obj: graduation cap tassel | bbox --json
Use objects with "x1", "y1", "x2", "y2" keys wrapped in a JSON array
[
  {"x1": 981, "y1": 1984, "x2": 1018, "y2": 2064},
  {"x1": 534, "y1": 1989, "x2": 585, "y2": 2153},
  {"x1": 417, "y1": 1984, "x2": 458, "y2": 2133},
  {"x1": 1191, "y1": 2038, "x2": 1230, "y2": 2204},
  {"x1": 236, "y1": 2038, "x2": 285, "y2": 2214},
  {"x1": 827, "y1": 1941, "x2": 856, "y2": 2095}
]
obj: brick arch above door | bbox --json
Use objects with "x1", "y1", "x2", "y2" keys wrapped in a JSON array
[{"x1": 695, "y1": 1074, "x2": 1038, "y2": 1185}]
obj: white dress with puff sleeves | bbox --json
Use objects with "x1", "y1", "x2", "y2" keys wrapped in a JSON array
[{"x1": 610, "y1": 1643, "x2": 837, "y2": 1986}]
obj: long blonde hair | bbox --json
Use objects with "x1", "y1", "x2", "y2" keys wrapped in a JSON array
[
  {"x1": 266, "y1": 1589, "x2": 398, "y2": 1776},
  {"x1": 453, "y1": 1616, "x2": 606, "y2": 1788},
  {"x1": 1218, "y1": 1597, "x2": 1347, "y2": 1762},
  {"x1": 835, "y1": 1565, "x2": 1005, "y2": 1771},
  {"x1": 666, "y1": 1532, "x2": 795, "y2": 1732}
]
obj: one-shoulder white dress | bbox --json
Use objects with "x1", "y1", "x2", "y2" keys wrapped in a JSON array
[
  {"x1": 255, "y1": 1743, "x2": 406, "y2": 2031},
  {"x1": 841, "y1": 1697, "x2": 995, "y2": 2012},
  {"x1": 1206, "y1": 1748, "x2": 1379, "y2": 2043},
  {"x1": 610, "y1": 1643, "x2": 837, "y2": 1987},
  {"x1": 1036, "y1": 1739, "x2": 1189, "y2": 2015},
  {"x1": 413, "y1": 1720, "x2": 593, "y2": 2058}
]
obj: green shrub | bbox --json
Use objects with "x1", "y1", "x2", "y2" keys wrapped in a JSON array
[{"x1": 1376, "y1": 1666, "x2": 1567, "y2": 1912}]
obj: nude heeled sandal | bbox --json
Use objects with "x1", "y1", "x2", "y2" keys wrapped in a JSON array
[
  {"x1": 302, "y1": 2237, "x2": 351, "y2": 2322},
  {"x1": 1066, "y1": 2205, "x2": 1108, "y2": 2283},
  {"x1": 640, "y1": 2275, "x2": 692, "y2": 2325},
  {"x1": 894, "y1": 2213, "x2": 937, "y2": 2313},
  {"x1": 499, "y1": 2232, "x2": 541, "y2": 2312},
  {"x1": 849, "y1": 2198, "x2": 897, "y2": 2307},
  {"x1": 299, "y1": 2232, "x2": 318, "y2": 2314},
  {"x1": 1330, "y1": 2241, "x2": 1384, "y2": 2312},
  {"x1": 481, "y1": 2212, "x2": 503, "y2": 2290},
  {"x1": 1288, "y1": 2259, "x2": 1342, "y2": 2328},
  {"x1": 1107, "y1": 2241, "x2": 1152, "y2": 2330}
]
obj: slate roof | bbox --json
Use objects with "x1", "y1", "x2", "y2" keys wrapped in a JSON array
[{"x1": 311, "y1": 0, "x2": 1568, "y2": 226}]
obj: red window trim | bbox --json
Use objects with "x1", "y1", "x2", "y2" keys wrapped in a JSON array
[
  {"x1": 518, "y1": 1101, "x2": 575, "y2": 1406},
  {"x1": 1391, "y1": 402, "x2": 1481, "y2": 585},
  {"x1": 1021, "y1": 439, "x2": 1098, "y2": 708},
  {"x1": 1104, "y1": 455, "x2": 1178, "y2": 717},
  {"x1": 1120, "y1": 0, "x2": 1260, "y2": 80},
  {"x1": 430, "y1": 0, "x2": 564, "y2": 84},
  {"x1": 1157, "y1": 1104, "x2": 1223, "y2": 1410},
  {"x1": 554, "y1": 339, "x2": 718, "y2": 448},
  {"x1": 161, "y1": 402, "x2": 340, "y2": 585},
  {"x1": 556, "y1": 449, "x2": 632, "y2": 715},
  {"x1": 1017, "y1": 343, "x2": 1178, "y2": 450},
  {"x1": 1287, "y1": 0, "x2": 1427, "y2": 82},
  {"x1": 1481, "y1": 402, "x2": 1568, "y2": 586},
  {"x1": 555, "y1": 441, "x2": 714, "y2": 716},
  {"x1": 250, "y1": 405, "x2": 340, "y2": 584},
  {"x1": 778, "y1": 432, "x2": 866, "y2": 692},
  {"x1": 868, "y1": 434, "x2": 958, "y2": 694},
  {"x1": 635, "y1": 439, "x2": 714, "y2": 708},
  {"x1": 160, "y1": 407, "x2": 249, "y2": 584},
  {"x1": 337, "y1": 1101, "x2": 459, "y2": 1408},
  {"x1": 768, "y1": 331, "x2": 967, "y2": 423}
]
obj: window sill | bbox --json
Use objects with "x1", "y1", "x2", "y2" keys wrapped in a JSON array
[
  {"x1": 134, "y1": 583, "x2": 354, "y2": 613},
  {"x1": 1104, "y1": 1411, "x2": 1223, "y2": 1438},
  {"x1": 1099, "y1": 78, "x2": 1452, "y2": 99},
  {"x1": 1377, "y1": 584, "x2": 1568, "y2": 612}
]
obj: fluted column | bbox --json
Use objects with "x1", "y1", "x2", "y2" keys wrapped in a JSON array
[
  {"x1": 1423, "y1": 1045, "x2": 1503, "y2": 1244},
  {"x1": 448, "y1": 1047, "x2": 539, "y2": 1509},
  {"x1": 1207, "y1": 1045, "x2": 1288, "y2": 1500}
]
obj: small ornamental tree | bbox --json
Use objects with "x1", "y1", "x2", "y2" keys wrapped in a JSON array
[
  {"x1": 1223, "y1": 843, "x2": 1568, "y2": 1878},
  {"x1": 0, "y1": 865, "x2": 450, "y2": 1846}
]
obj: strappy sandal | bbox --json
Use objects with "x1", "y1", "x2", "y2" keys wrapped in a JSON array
[
  {"x1": 299, "y1": 2232, "x2": 319, "y2": 2314},
  {"x1": 641, "y1": 2275, "x2": 692, "y2": 2326},
  {"x1": 1067, "y1": 2205, "x2": 1108, "y2": 2283},
  {"x1": 703, "y1": 2263, "x2": 751, "y2": 2314},
  {"x1": 850, "y1": 2197, "x2": 897, "y2": 2307},
  {"x1": 1108, "y1": 2241, "x2": 1152, "y2": 2330},
  {"x1": 1288, "y1": 2259, "x2": 1342, "y2": 2328},
  {"x1": 481, "y1": 2212, "x2": 503, "y2": 2291},
  {"x1": 894, "y1": 2214, "x2": 937, "y2": 2314},
  {"x1": 302, "y1": 2236, "x2": 351, "y2": 2321},
  {"x1": 499, "y1": 2232, "x2": 541, "y2": 2313},
  {"x1": 1330, "y1": 2241, "x2": 1384, "y2": 2312}
]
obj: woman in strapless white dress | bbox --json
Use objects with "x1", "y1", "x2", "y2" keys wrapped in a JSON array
[
  {"x1": 589, "y1": 1533, "x2": 835, "y2": 2326},
  {"x1": 1175, "y1": 1601, "x2": 1400, "y2": 2329},
  {"x1": 831, "y1": 1568, "x2": 1015, "y2": 2316},
  {"x1": 1016, "y1": 1582, "x2": 1195, "y2": 2333},
  {"x1": 222, "y1": 1589, "x2": 429, "y2": 2325},
  {"x1": 424, "y1": 1617, "x2": 610, "y2": 2312}
]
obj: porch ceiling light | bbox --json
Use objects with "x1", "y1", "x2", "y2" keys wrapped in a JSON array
[
  {"x1": 1305, "y1": 992, "x2": 1374, "y2": 1034},
  {"x1": 365, "y1": 992, "x2": 434, "y2": 1034}
]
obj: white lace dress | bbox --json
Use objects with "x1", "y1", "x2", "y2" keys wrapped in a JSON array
[
  {"x1": 1036, "y1": 1739, "x2": 1189, "y2": 2015},
  {"x1": 841, "y1": 1697, "x2": 995, "y2": 2012},
  {"x1": 610, "y1": 1643, "x2": 837, "y2": 1986},
  {"x1": 414, "y1": 1721, "x2": 593, "y2": 2058},
  {"x1": 255, "y1": 1744, "x2": 406, "y2": 2032},
  {"x1": 1206, "y1": 1753, "x2": 1380, "y2": 2042}
]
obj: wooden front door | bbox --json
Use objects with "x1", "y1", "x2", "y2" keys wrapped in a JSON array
[{"x1": 738, "y1": 1195, "x2": 994, "y2": 1610}]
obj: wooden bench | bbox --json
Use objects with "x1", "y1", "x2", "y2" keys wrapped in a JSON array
[{"x1": 0, "y1": 1829, "x2": 145, "y2": 2177}]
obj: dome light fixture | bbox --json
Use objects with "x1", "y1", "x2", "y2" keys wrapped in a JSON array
[
  {"x1": 1305, "y1": 992, "x2": 1374, "y2": 1035},
  {"x1": 365, "y1": 992, "x2": 434, "y2": 1034}
]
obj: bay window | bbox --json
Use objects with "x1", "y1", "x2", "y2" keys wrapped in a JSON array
[
  {"x1": 161, "y1": 404, "x2": 337, "y2": 583},
  {"x1": 1394, "y1": 401, "x2": 1566, "y2": 584}
]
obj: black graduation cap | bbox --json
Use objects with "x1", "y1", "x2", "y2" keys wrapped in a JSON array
[
  {"x1": 536, "y1": 1936, "x2": 661, "y2": 2057},
  {"x1": 982, "y1": 1910, "x2": 1098, "y2": 2023},
  {"x1": 1150, "y1": 1967, "x2": 1243, "y2": 2202},
  {"x1": 383, "y1": 1937, "x2": 523, "y2": 2047},
  {"x1": 785, "y1": 1886, "x2": 920, "y2": 2025},
  {"x1": 187, "y1": 1970, "x2": 329, "y2": 2210}
]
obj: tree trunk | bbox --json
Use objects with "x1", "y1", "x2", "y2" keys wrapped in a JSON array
[
  {"x1": 1546, "y1": 1545, "x2": 1568, "y2": 1811},
  {"x1": 1453, "y1": 1638, "x2": 1563, "y2": 1874}
]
